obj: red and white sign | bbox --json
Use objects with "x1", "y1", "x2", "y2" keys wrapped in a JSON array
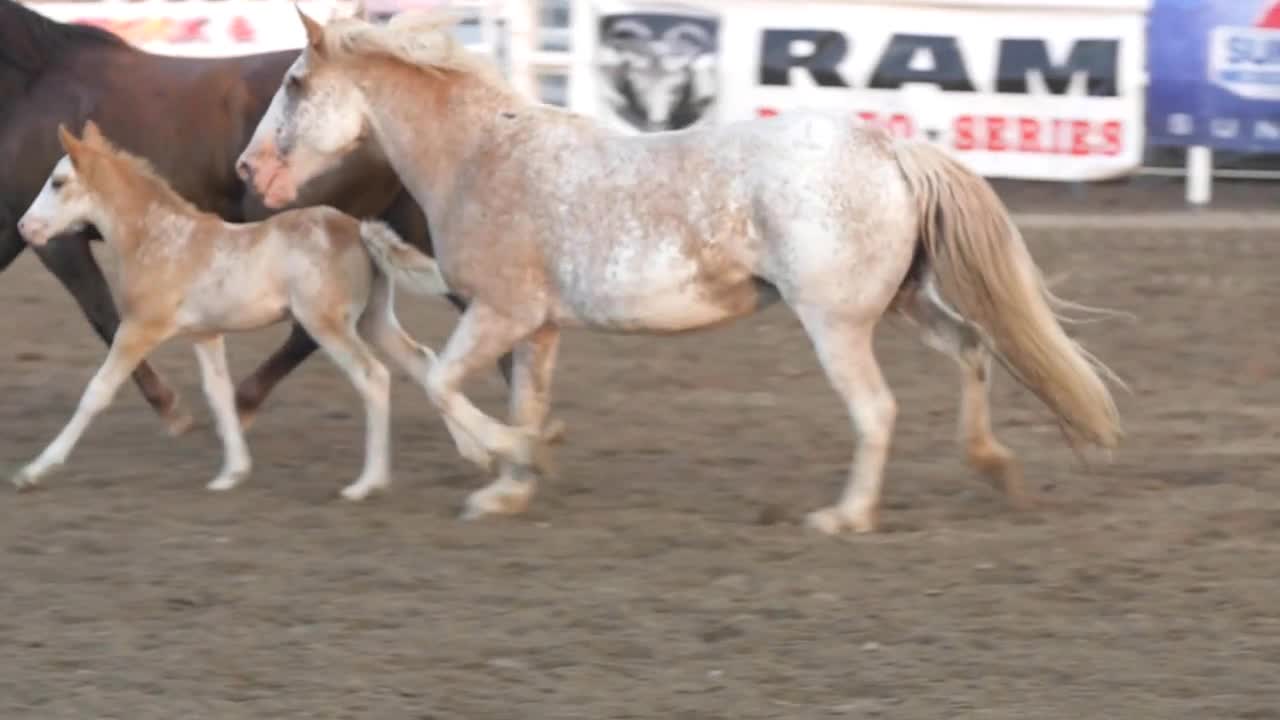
[
  {"x1": 719, "y1": 0, "x2": 1149, "y2": 181},
  {"x1": 28, "y1": 1, "x2": 358, "y2": 57}
]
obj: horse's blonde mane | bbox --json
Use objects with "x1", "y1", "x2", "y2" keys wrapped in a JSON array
[{"x1": 321, "y1": 10, "x2": 503, "y2": 83}]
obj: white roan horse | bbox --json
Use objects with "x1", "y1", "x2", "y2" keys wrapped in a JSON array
[{"x1": 235, "y1": 9, "x2": 1122, "y2": 534}]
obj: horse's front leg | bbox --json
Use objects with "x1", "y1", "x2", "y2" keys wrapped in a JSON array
[
  {"x1": 463, "y1": 324, "x2": 561, "y2": 520},
  {"x1": 446, "y1": 291, "x2": 566, "y2": 445},
  {"x1": 426, "y1": 303, "x2": 550, "y2": 475},
  {"x1": 13, "y1": 320, "x2": 169, "y2": 489},
  {"x1": 233, "y1": 321, "x2": 319, "y2": 430},
  {"x1": 32, "y1": 235, "x2": 191, "y2": 436}
]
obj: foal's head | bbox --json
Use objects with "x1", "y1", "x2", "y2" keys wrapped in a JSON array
[
  {"x1": 17, "y1": 123, "x2": 104, "y2": 246},
  {"x1": 18, "y1": 120, "x2": 192, "y2": 246},
  {"x1": 237, "y1": 7, "x2": 494, "y2": 209}
]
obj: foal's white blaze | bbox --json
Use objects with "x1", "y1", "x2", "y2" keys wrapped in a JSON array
[{"x1": 18, "y1": 156, "x2": 92, "y2": 245}]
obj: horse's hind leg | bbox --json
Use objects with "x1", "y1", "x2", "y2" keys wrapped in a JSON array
[
  {"x1": 32, "y1": 238, "x2": 191, "y2": 436},
  {"x1": 902, "y1": 281, "x2": 1029, "y2": 508},
  {"x1": 463, "y1": 324, "x2": 561, "y2": 521},
  {"x1": 193, "y1": 336, "x2": 253, "y2": 491},
  {"x1": 795, "y1": 306, "x2": 897, "y2": 535},
  {"x1": 295, "y1": 308, "x2": 392, "y2": 501}
]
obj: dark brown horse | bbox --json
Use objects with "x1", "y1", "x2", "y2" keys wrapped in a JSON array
[{"x1": 0, "y1": 0, "x2": 505, "y2": 434}]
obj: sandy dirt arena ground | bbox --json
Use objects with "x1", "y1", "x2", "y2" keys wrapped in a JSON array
[{"x1": 0, "y1": 205, "x2": 1278, "y2": 719}]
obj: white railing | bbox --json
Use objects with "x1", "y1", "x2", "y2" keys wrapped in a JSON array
[{"x1": 408, "y1": 0, "x2": 574, "y2": 106}]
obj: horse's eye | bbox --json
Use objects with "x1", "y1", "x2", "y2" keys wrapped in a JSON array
[
  {"x1": 287, "y1": 74, "x2": 305, "y2": 92},
  {"x1": 50, "y1": 178, "x2": 65, "y2": 191}
]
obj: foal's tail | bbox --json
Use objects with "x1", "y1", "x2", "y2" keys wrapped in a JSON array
[
  {"x1": 891, "y1": 140, "x2": 1122, "y2": 449},
  {"x1": 358, "y1": 220, "x2": 451, "y2": 297}
]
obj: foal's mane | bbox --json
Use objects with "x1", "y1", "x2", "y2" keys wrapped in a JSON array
[
  {"x1": 80, "y1": 132, "x2": 199, "y2": 215},
  {"x1": 0, "y1": 0, "x2": 126, "y2": 75},
  {"x1": 320, "y1": 10, "x2": 504, "y2": 85}
]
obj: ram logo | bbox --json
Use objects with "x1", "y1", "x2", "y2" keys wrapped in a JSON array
[{"x1": 595, "y1": 12, "x2": 719, "y2": 132}]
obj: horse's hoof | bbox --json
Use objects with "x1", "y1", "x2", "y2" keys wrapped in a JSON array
[
  {"x1": 462, "y1": 447, "x2": 496, "y2": 474},
  {"x1": 164, "y1": 406, "x2": 195, "y2": 438},
  {"x1": 805, "y1": 505, "x2": 878, "y2": 535},
  {"x1": 530, "y1": 434, "x2": 557, "y2": 479},
  {"x1": 543, "y1": 418, "x2": 567, "y2": 445},
  {"x1": 452, "y1": 433, "x2": 495, "y2": 473},
  {"x1": 508, "y1": 427, "x2": 556, "y2": 478},
  {"x1": 461, "y1": 482, "x2": 532, "y2": 520}
]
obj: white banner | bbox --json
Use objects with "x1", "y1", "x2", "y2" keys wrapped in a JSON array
[
  {"x1": 571, "y1": 0, "x2": 1150, "y2": 182},
  {"x1": 27, "y1": 1, "x2": 358, "y2": 58}
]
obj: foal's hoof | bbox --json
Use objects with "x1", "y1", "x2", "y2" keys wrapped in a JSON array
[
  {"x1": 340, "y1": 478, "x2": 388, "y2": 501},
  {"x1": 207, "y1": 471, "x2": 248, "y2": 492},
  {"x1": 11, "y1": 466, "x2": 43, "y2": 492},
  {"x1": 805, "y1": 506, "x2": 879, "y2": 535}
]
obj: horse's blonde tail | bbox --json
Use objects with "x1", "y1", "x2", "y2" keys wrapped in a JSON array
[
  {"x1": 891, "y1": 140, "x2": 1122, "y2": 449},
  {"x1": 358, "y1": 220, "x2": 451, "y2": 297}
]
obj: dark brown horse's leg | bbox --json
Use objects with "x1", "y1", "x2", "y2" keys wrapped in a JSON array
[
  {"x1": 0, "y1": 225, "x2": 30, "y2": 272},
  {"x1": 31, "y1": 235, "x2": 192, "y2": 436},
  {"x1": 233, "y1": 320, "x2": 318, "y2": 429}
]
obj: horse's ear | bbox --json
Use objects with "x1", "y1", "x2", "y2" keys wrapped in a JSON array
[
  {"x1": 81, "y1": 119, "x2": 105, "y2": 147},
  {"x1": 58, "y1": 124, "x2": 83, "y2": 167},
  {"x1": 296, "y1": 5, "x2": 327, "y2": 58}
]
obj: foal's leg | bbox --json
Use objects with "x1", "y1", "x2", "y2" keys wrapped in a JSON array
[
  {"x1": 463, "y1": 324, "x2": 561, "y2": 520},
  {"x1": 426, "y1": 303, "x2": 547, "y2": 473},
  {"x1": 193, "y1": 336, "x2": 254, "y2": 491},
  {"x1": 901, "y1": 282, "x2": 1030, "y2": 508},
  {"x1": 12, "y1": 321, "x2": 168, "y2": 488},
  {"x1": 32, "y1": 238, "x2": 191, "y2": 436},
  {"x1": 356, "y1": 277, "x2": 487, "y2": 466},
  {"x1": 296, "y1": 309, "x2": 393, "y2": 501},
  {"x1": 794, "y1": 306, "x2": 897, "y2": 534}
]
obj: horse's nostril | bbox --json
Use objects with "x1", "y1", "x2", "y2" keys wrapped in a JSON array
[{"x1": 235, "y1": 158, "x2": 253, "y2": 182}]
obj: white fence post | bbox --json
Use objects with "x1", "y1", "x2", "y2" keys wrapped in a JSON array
[
  {"x1": 505, "y1": 0, "x2": 538, "y2": 100},
  {"x1": 567, "y1": 0, "x2": 596, "y2": 113},
  {"x1": 1186, "y1": 145, "x2": 1212, "y2": 206}
]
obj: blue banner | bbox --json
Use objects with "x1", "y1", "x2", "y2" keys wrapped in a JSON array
[{"x1": 1148, "y1": 0, "x2": 1280, "y2": 151}]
